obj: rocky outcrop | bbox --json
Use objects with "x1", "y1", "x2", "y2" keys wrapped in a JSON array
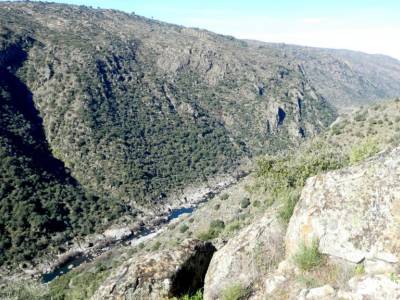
[
  {"x1": 203, "y1": 214, "x2": 285, "y2": 300},
  {"x1": 297, "y1": 275, "x2": 400, "y2": 299},
  {"x1": 286, "y1": 147, "x2": 400, "y2": 269},
  {"x1": 92, "y1": 239, "x2": 215, "y2": 300}
]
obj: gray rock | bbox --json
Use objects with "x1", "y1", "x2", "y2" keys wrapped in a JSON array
[
  {"x1": 365, "y1": 259, "x2": 396, "y2": 275},
  {"x1": 203, "y1": 214, "x2": 285, "y2": 300},
  {"x1": 286, "y1": 148, "x2": 400, "y2": 270},
  {"x1": 341, "y1": 274, "x2": 400, "y2": 299},
  {"x1": 92, "y1": 239, "x2": 215, "y2": 300}
]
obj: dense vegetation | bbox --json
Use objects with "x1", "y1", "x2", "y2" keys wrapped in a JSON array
[
  {"x1": 0, "y1": 1, "x2": 399, "y2": 271},
  {"x1": 0, "y1": 68, "x2": 121, "y2": 266},
  {"x1": 0, "y1": 1, "x2": 338, "y2": 267}
]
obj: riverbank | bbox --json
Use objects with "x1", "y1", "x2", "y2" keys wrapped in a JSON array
[{"x1": 0, "y1": 169, "x2": 249, "y2": 285}]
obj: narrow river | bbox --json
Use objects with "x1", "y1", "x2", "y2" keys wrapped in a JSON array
[{"x1": 41, "y1": 206, "x2": 195, "y2": 283}]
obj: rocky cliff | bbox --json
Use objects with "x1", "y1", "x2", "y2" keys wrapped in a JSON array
[{"x1": 201, "y1": 147, "x2": 400, "y2": 299}]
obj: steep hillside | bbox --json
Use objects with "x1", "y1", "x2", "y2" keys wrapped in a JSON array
[
  {"x1": 6, "y1": 99, "x2": 400, "y2": 300},
  {"x1": 0, "y1": 1, "x2": 400, "y2": 269},
  {"x1": 0, "y1": 1, "x2": 335, "y2": 267},
  {"x1": 0, "y1": 1, "x2": 336, "y2": 206},
  {"x1": 250, "y1": 41, "x2": 400, "y2": 110},
  {"x1": 0, "y1": 36, "x2": 122, "y2": 266}
]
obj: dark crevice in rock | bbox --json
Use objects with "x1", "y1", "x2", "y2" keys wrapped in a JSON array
[
  {"x1": 299, "y1": 127, "x2": 305, "y2": 138},
  {"x1": 297, "y1": 97, "x2": 302, "y2": 117},
  {"x1": 277, "y1": 107, "x2": 286, "y2": 126},
  {"x1": 169, "y1": 242, "x2": 216, "y2": 297}
]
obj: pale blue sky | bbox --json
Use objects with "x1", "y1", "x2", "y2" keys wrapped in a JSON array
[{"x1": 6, "y1": 0, "x2": 400, "y2": 59}]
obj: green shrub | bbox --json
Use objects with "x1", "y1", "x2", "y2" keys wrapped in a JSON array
[
  {"x1": 349, "y1": 138, "x2": 380, "y2": 164},
  {"x1": 256, "y1": 139, "x2": 347, "y2": 223},
  {"x1": 179, "y1": 224, "x2": 189, "y2": 233},
  {"x1": 220, "y1": 193, "x2": 230, "y2": 200},
  {"x1": 354, "y1": 112, "x2": 367, "y2": 122},
  {"x1": 151, "y1": 241, "x2": 161, "y2": 251},
  {"x1": 226, "y1": 220, "x2": 241, "y2": 233},
  {"x1": 197, "y1": 229, "x2": 220, "y2": 241},
  {"x1": 354, "y1": 264, "x2": 365, "y2": 276},
  {"x1": 221, "y1": 283, "x2": 251, "y2": 300},
  {"x1": 294, "y1": 240, "x2": 323, "y2": 271},
  {"x1": 176, "y1": 289, "x2": 203, "y2": 300},
  {"x1": 197, "y1": 220, "x2": 225, "y2": 240},
  {"x1": 48, "y1": 262, "x2": 111, "y2": 300},
  {"x1": 278, "y1": 190, "x2": 300, "y2": 223},
  {"x1": 0, "y1": 281, "x2": 50, "y2": 300},
  {"x1": 210, "y1": 219, "x2": 225, "y2": 230},
  {"x1": 240, "y1": 197, "x2": 250, "y2": 209}
]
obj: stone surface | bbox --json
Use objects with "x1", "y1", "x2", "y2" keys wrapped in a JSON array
[
  {"x1": 264, "y1": 275, "x2": 287, "y2": 295},
  {"x1": 286, "y1": 148, "x2": 400, "y2": 270},
  {"x1": 364, "y1": 259, "x2": 396, "y2": 275},
  {"x1": 103, "y1": 227, "x2": 132, "y2": 241},
  {"x1": 304, "y1": 285, "x2": 335, "y2": 299},
  {"x1": 340, "y1": 274, "x2": 400, "y2": 299},
  {"x1": 92, "y1": 239, "x2": 215, "y2": 300},
  {"x1": 203, "y1": 214, "x2": 285, "y2": 300}
]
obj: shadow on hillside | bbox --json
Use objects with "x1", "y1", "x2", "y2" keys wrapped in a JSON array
[{"x1": 0, "y1": 42, "x2": 78, "y2": 184}]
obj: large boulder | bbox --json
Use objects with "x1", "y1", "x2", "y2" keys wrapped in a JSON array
[
  {"x1": 92, "y1": 239, "x2": 215, "y2": 300},
  {"x1": 286, "y1": 147, "x2": 400, "y2": 268},
  {"x1": 203, "y1": 214, "x2": 285, "y2": 300}
]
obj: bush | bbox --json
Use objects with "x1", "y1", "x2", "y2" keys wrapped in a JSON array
[
  {"x1": 179, "y1": 224, "x2": 189, "y2": 233},
  {"x1": 0, "y1": 281, "x2": 50, "y2": 300},
  {"x1": 176, "y1": 289, "x2": 203, "y2": 300},
  {"x1": 354, "y1": 112, "x2": 367, "y2": 122},
  {"x1": 221, "y1": 283, "x2": 251, "y2": 300},
  {"x1": 349, "y1": 138, "x2": 380, "y2": 164},
  {"x1": 354, "y1": 264, "x2": 365, "y2": 276},
  {"x1": 278, "y1": 190, "x2": 300, "y2": 223},
  {"x1": 210, "y1": 219, "x2": 225, "y2": 230},
  {"x1": 151, "y1": 241, "x2": 161, "y2": 251},
  {"x1": 226, "y1": 220, "x2": 241, "y2": 233},
  {"x1": 294, "y1": 240, "x2": 323, "y2": 271},
  {"x1": 240, "y1": 197, "x2": 250, "y2": 209},
  {"x1": 197, "y1": 220, "x2": 225, "y2": 240},
  {"x1": 256, "y1": 139, "x2": 347, "y2": 223},
  {"x1": 220, "y1": 193, "x2": 229, "y2": 200}
]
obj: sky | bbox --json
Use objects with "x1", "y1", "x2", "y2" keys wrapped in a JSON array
[{"x1": 7, "y1": 0, "x2": 400, "y2": 59}]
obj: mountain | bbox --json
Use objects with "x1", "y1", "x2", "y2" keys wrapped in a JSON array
[
  {"x1": 248, "y1": 41, "x2": 400, "y2": 110},
  {"x1": 0, "y1": 1, "x2": 400, "y2": 268},
  {"x1": 6, "y1": 98, "x2": 400, "y2": 299}
]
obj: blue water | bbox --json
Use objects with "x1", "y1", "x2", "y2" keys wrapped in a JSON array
[
  {"x1": 41, "y1": 254, "x2": 92, "y2": 283},
  {"x1": 41, "y1": 205, "x2": 195, "y2": 283},
  {"x1": 167, "y1": 207, "x2": 194, "y2": 220}
]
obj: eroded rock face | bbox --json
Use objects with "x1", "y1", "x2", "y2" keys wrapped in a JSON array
[
  {"x1": 92, "y1": 239, "x2": 215, "y2": 300},
  {"x1": 286, "y1": 147, "x2": 400, "y2": 268},
  {"x1": 203, "y1": 214, "x2": 285, "y2": 300}
]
